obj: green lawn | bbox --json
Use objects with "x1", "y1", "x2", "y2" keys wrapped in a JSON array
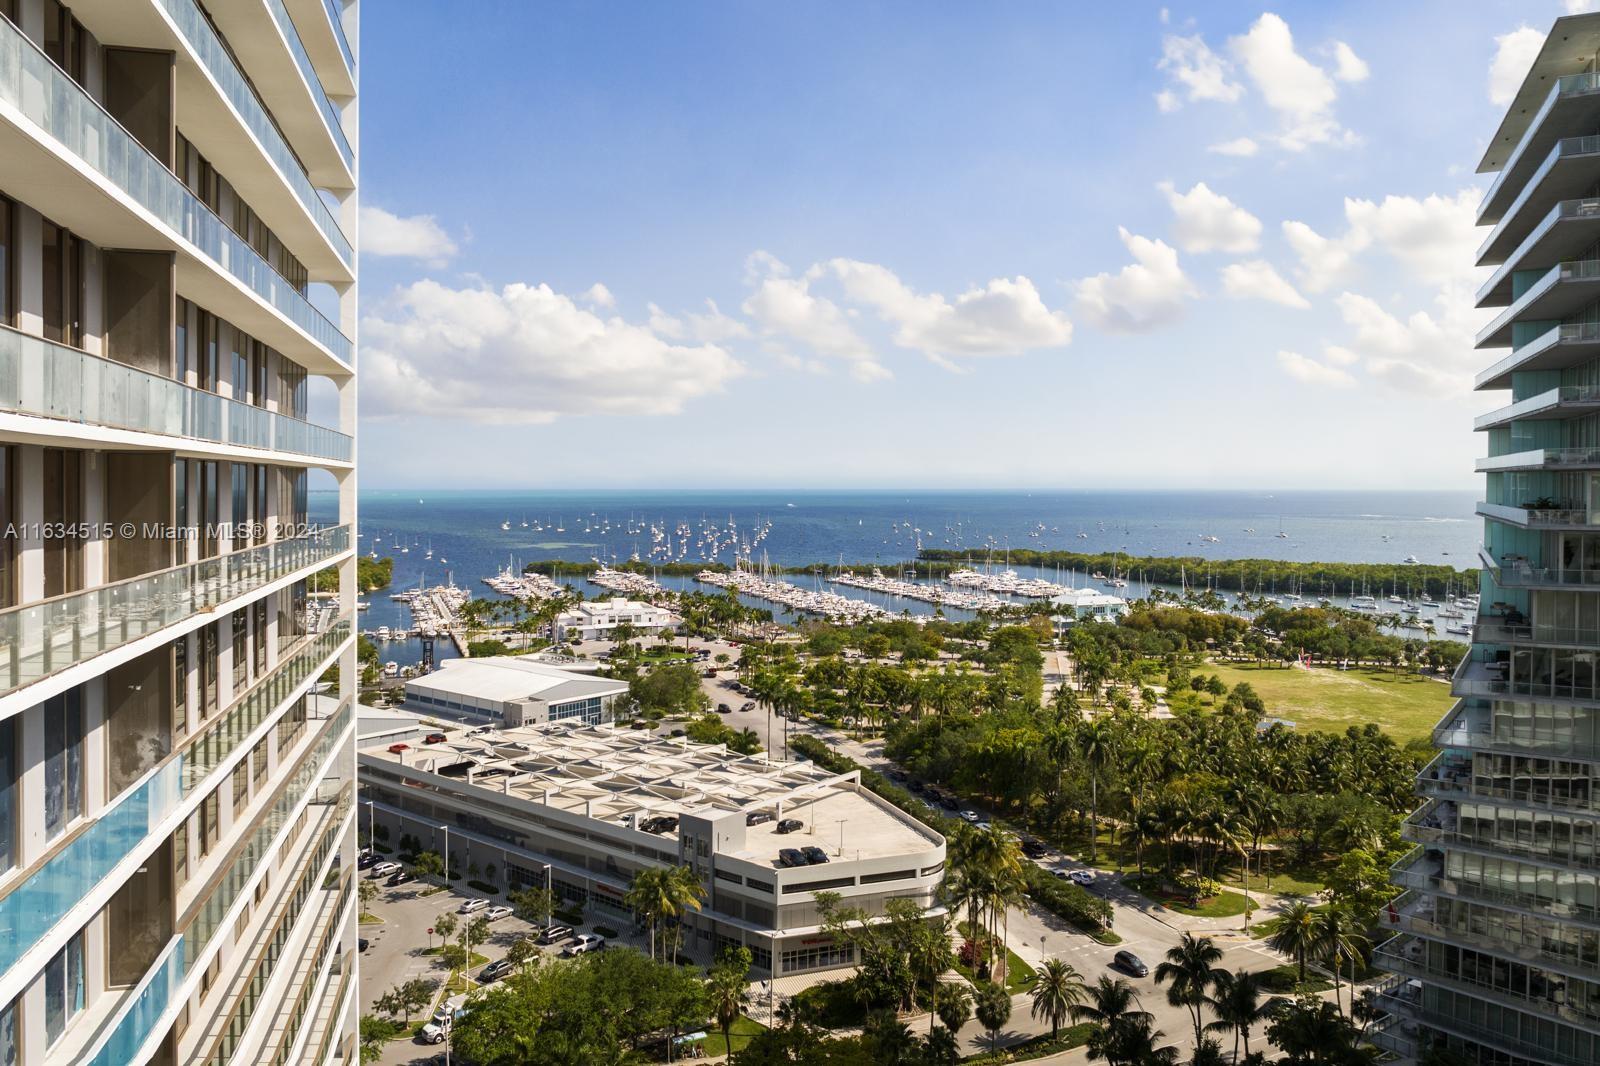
[
  {"x1": 702, "y1": 1015, "x2": 767, "y2": 1057},
  {"x1": 1124, "y1": 875, "x2": 1252, "y2": 919},
  {"x1": 954, "y1": 946, "x2": 1037, "y2": 994},
  {"x1": 1205, "y1": 662, "x2": 1452, "y2": 742}
]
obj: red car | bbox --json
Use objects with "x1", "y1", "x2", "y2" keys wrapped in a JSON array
[
  {"x1": 387, "y1": 743, "x2": 409, "y2": 754},
  {"x1": 424, "y1": 733, "x2": 447, "y2": 744}
]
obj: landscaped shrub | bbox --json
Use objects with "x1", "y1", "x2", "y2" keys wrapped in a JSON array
[{"x1": 467, "y1": 880, "x2": 498, "y2": 894}]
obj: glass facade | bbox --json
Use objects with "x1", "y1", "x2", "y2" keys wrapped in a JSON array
[{"x1": 1395, "y1": 23, "x2": 1600, "y2": 1065}]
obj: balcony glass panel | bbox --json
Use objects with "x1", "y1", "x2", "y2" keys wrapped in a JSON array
[
  {"x1": 0, "y1": 524, "x2": 349, "y2": 699},
  {"x1": 0, "y1": 17, "x2": 353, "y2": 364},
  {"x1": 262, "y1": 0, "x2": 355, "y2": 168},
  {"x1": 154, "y1": 0, "x2": 353, "y2": 253},
  {"x1": 321, "y1": 0, "x2": 355, "y2": 72},
  {"x1": 0, "y1": 623, "x2": 348, "y2": 980},
  {"x1": 0, "y1": 326, "x2": 350, "y2": 462}
]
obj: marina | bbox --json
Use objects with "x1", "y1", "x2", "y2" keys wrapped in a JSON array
[
  {"x1": 829, "y1": 568, "x2": 1007, "y2": 612},
  {"x1": 482, "y1": 563, "x2": 565, "y2": 599},
  {"x1": 588, "y1": 565, "x2": 670, "y2": 598},
  {"x1": 696, "y1": 567, "x2": 890, "y2": 623}
]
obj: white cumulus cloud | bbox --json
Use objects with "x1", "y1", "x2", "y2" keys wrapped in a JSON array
[
  {"x1": 1229, "y1": 13, "x2": 1356, "y2": 150},
  {"x1": 1332, "y1": 284, "x2": 1482, "y2": 391},
  {"x1": 1283, "y1": 189, "x2": 1480, "y2": 291},
  {"x1": 1221, "y1": 260, "x2": 1309, "y2": 308},
  {"x1": 1567, "y1": 1, "x2": 1600, "y2": 13},
  {"x1": 1157, "y1": 33, "x2": 1244, "y2": 106},
  {"x1": 826, "y1": 260, "x2": 1073, "y2": 358},
  {"x1": 741, "y1": 253, "x2": 886, "y2": 382},
  {"x1": 647, "y1": 299, "x2": 751, "y2": 343},
  {"x1": 361, "y1": 280, "x2": 744, "y2": 422},
  {"x1": 1208, "y1": 137, "x2": 1260, "y2": 157},
  {"x1": 359, "y1": 206, "x2": 459, "y2": 265},
  {"x1": 1489, "y1": 26, "x2": 1544, "y2": 106},
  {"x1": 1331, "y1": 41, "x2": 1369, "y2": 83},
  {"x1": 1277, "y1": 350, "x2": 1355, "y2": 388},
  {"x1": 1160, "y1": 181, "x2": 1262, "y2": 253},
  {"x1": 1074, "y1": 228, "x2": 1196, "y2": 333}
]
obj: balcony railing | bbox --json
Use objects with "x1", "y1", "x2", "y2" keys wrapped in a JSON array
[
  {"x1": 1478, "y1": 323, "x2": 1600, "y2": 391},
  {"x1": 1478, "y1": 446, "x2": 1600, "y2": 472},
  {"x1": 1375, "y1": 935, "x2": 1600, "y2": 1035},
  {"x1": 153, "y1": 0, "x2": 353, "y2": 251},
  {"x1": 77, "y1": 725, "x2": 352, "y2": 1066},
  {"x1": 0, "y1": 523, "x2": 349, "y2": 700},
  {"x1": 1477, "y1": 260, "x2": 1600, "y2": 349},
  {"x1": 0, "y1": 325, "x2": 351, "y2": 462},
  {"x1": 1473, "y1": 615, "x2": 1600, "y2": 646},
  {"x1": 0, "y1": 17, "x2": 353, "y2": 365},
  {"x1": 1484, "y1": 548, "x2": 1600, "y2": 588},
  {"x1": 1477, "y1": 500, "x2": 1595, "y2": 528},
  {"x1": 261, "y1": 0, "x2": 355, "y2": 169},
  {"x1": 1391, "y1": 846, "x2": 1600, "y2": 930},
  {"x1": 0, "y1": 621, "x2": 349, "y2": 981},
  {"x1": 1482, "y1": 83, "x2": 1600, "y2": 222},
  {"x1": 1475, "y1": 385, "x2": 1600, "y2": 430},
  {"x1": 1480, "y1": 195, "x2": 1600, "y2": 289},
  {"x1": 1403, "y1": 800, "x2": 1600, "y2": 872},
  {"x1": 1392, "y1": 888, "x2": 1600, "y2": 981},
  {"x1": 322, "y1": 0, "x2": 355, "y2": 73}
]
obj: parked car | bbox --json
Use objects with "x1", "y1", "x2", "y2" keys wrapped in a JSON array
[
  {"x1": 1021, "y1": 840, "x2": 1048, "y2": 859},
  {"x1": 386, "y1": 870, "x2": 416, "y2": 887},
  {"x1": 975, "y1": 821, "x2": 992, "y2": 832},
  {"x1": 716, "y1": 703, "x2": 732, "y2": 714},
  {"x1": 801, "y1": 846, "x2": 829, "y2": 864},
  {"x1": 740, "y1": 701, "x2": 755, "y2": 712},
  {"x1": 387, "y1": 743, "x2": 408, "y2": 754},
  {"x1": 424, "y1": 732, "x2": 447, "y2": 744},
  {"x1": 1113, "y1": 950, "x2": 1149, "y2": 977},
  {"x1": 746, "y1": 811, "x2": 775, "y2": 826},
  {"x1": 1068, "y1": 870, "x2": 1096, "y2": 886},
  {"x1": 560, "y1": 933, "x2": 607, "y2": 957},
  {"x1": 358, "y1": 938, "x2": 369, "y2": 953},
  {"x1": 358, "y1": 852, "x2": 380, "y2": 869},
  {"x1": 775, "y1": 818, "x2": 804, "y2": 834},
  {"x1": 537, "y1": 924, "x2": 574, "y2": 945},
  {"x1": 778, "y1": 848, "x2": 808, "y2": 868},
  {"x1": 959, "y1": 810, "x2": 980, "y2": 823},
  {"x1": 486, "y1": 905, "x2": 514, "y2": 922},
  {"x1": 371, "y1": 861, "x2": 401, "y2": 877},
  {"x1": 480, "y1": 959, "x2": 515, "y2": 983},
  {"x1": 459, "y1": 898, "x2": 490, "y2": 914}
]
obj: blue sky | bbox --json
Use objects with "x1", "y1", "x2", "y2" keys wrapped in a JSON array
[{"x1": 348, "y1": 0, "x2": 1570, "y2": 491}]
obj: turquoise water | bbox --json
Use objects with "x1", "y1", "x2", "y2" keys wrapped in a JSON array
[{"x1": 317, "y1": 489, "x2": 1480, "y2": 667}]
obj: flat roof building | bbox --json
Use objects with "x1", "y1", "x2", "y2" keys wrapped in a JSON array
[
  {"x1": 359, "y1": 721, "x2": 946, "y2": 978},
  {"x1": 1049, "y1": 587, "x2": 1129, "y2": 632},
  {"x1": 404, "y1": 656, "x2": 629, "y2": 727},
  {"x1": 554, "y1": 597, "x2": 682, "y2": 642}
]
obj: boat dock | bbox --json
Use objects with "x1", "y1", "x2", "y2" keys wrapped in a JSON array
[
  {"x1": 482, "y1": 564, "x2": 564, "y2": 600},
  {"x1": 946, "y1": 567, "x2": 1071, "y2": 598},
  {"x1": 392, "y1": 581, "x2": 472, "y2": 655},
  {"x1": 697, "y1": 568, "x2": 889, "y2": 623},
  {"x1": 589, "y1": 566, "x2": 669, "y2": 597},
  {"x1": 829, "y1": 569, "x2": 1006, "y2": 612}
]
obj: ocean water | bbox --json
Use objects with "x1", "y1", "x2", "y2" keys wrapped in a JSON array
[{"x1": 314, "y1": 489, "x2": 1481, "y2": 668}]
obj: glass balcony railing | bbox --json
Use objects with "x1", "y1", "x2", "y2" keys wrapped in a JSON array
[
  {"x1": 322, "y1": 0, "x2": 356, "y2": 73},
  {"x1": 0, "y1": 622, "x2": 349, "y2": 981},
  {"x1": 0, "y1": 326, "x2": 351, "y2": 462},
  {"x1": 0, "y1": 17, "x2": 353, "y2": 365},
  {"x1": 1477, "y1": 323, "x2": 1600, "y2": 390},
  {"x1": 76, "y1": 724, "x2": 352, "y2": 1066},
  {"x1": 153, "y1": 0, "x2": 353, "y2": 252},
  {"x1": 1482, "y1": 82, "x2": 1600, "y2": 223},
  {"x1": 1480, "y1": 194, "x2": 1600, "y2": 291},
  {"x1": 1476, "y1": 500, "x2": 1596, "y2": 527},
  {"x1": 1391, "y1": 846, "x2": 1600, "y2": 930},
  {"x1": 185, "y1": 717, "x2": 352, "y2": 967},
  {"x1": 1474, "y1": 384, "x2": 1600, "y2": 430},
  {"x1": 262, "y1": 0, "x2": 355, "y2": 169},
  {"x1": 1375, "y1": 934, "x2": 1600, "y2": 1035},
  {"x1": 1473, "y1": 615, "x2": 1600, "y2": 645},
  {"x1": 0, "y1": 523, "x2": 350, "y2": 699}
]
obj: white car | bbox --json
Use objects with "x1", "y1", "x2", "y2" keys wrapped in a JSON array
[
  {"x1": 560, "y1": 933, "x2": 607, "y2": 957},
  {"x1": 1068, "y1": 870, "x2": 1095, "y2": 886},
  {"x1": 975, "y1": 822, "x2": 992, "y2": 832},
  {"x1": 959, "y1": 810, "x2": 980, "y2": 823},
  {"x1": 371, "y1": 862, "x2": 402, "y2": 878},
  {"x1": 459, "y1": 898, "x2": 490, "y2": 914},
  {"x1": 486, "y1": 905, "x2": 514, "y2": 922}
]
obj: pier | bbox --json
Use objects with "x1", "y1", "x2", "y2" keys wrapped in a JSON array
[
  {"x1": 589, "y1": 566, "x2": 669, "y2": 597},
  {"x1": 828, "y1": 569, "x2": 1006, "y2": 611},
  {"x1": 697, "y1": 568, "x2": 889, "y2": 622}
]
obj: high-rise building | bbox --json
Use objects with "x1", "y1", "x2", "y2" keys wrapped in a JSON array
[
  {"x1": 1377, "y1": 13, "x2": 1600, "y2": 1066},
  {"x1": 0, "y1": 0, "x2": 358, "y2": 1062}
]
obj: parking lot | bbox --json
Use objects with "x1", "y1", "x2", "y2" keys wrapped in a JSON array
[{"x1": 359, "y1": 866, "x2": 634, "y2": 1065}]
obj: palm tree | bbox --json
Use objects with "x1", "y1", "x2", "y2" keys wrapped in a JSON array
[
  {"x1": 1203, "y1": 969, "x2": 1269, "y2": 1060},
  {"x1": 1153, "y1": 932, "x2": 1225, "y2": 1055},
  {"x1": 624, "y1": 867, "x2": 670, "y2": 960},
  {"x1": 707, "y1": 962, "x2": 747, "y2": 1055},
  {"x1": 933, "y1": 981, "x2": 973, "y2": 1034},
  {"x1": 1026, "y1": 959, "x2": 1088, "y2": 1040},
  {"x1": 1079, "y1": 719, "x2": 1117, "y2": 861},
  {"x1": 1267, "y1": 899, "x2": 1319, "y2": 985},
  {"x1": 662, "y1": 865, "x2": 707, "y2": 961},
  {"x1": 1071, "y1": 976, "x2": 1154, "y2": 1066},
  {"x1": 973, "y1": 981, "x2": 1011, "y2": 1055},
  {"x1": 1314, "y1": 907, "x2": 1369, "y2": 1019}
]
